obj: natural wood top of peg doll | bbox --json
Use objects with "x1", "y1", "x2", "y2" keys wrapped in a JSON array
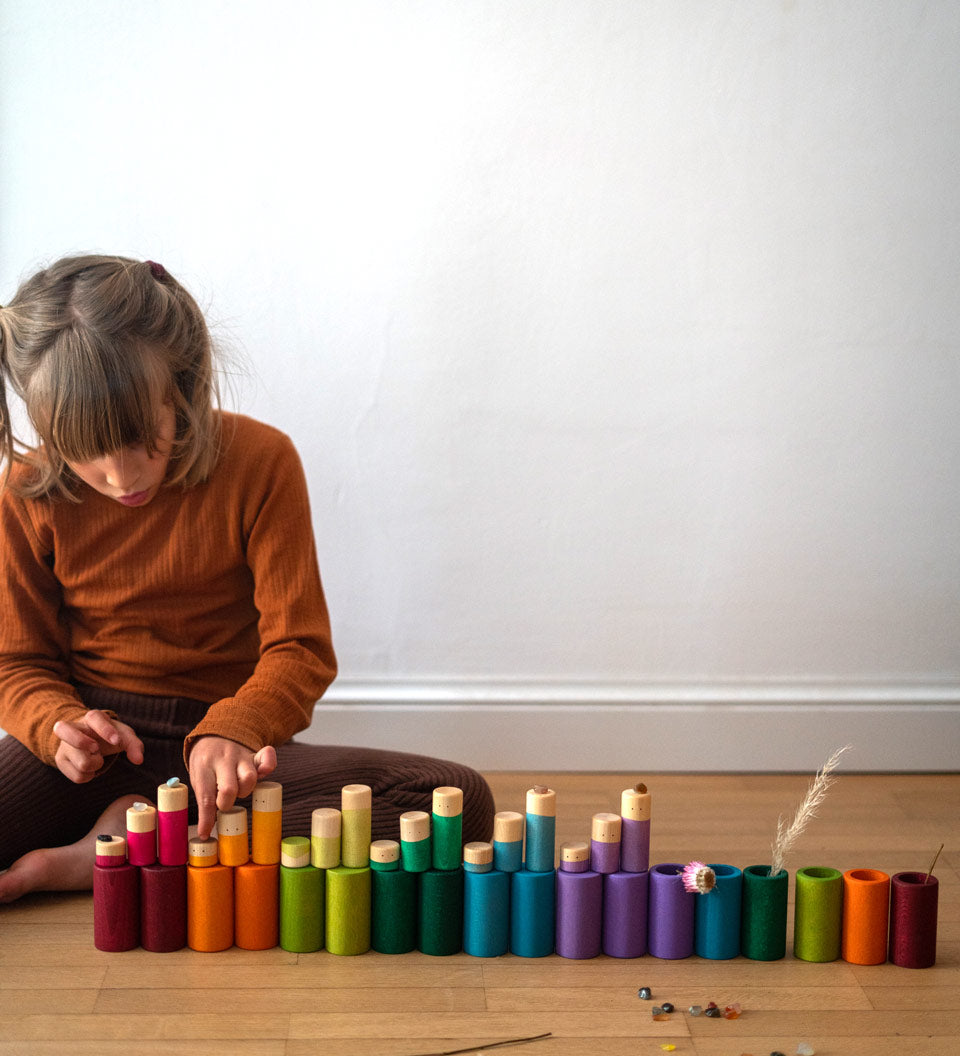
[
  {"x1": 252, "y1": 781, "x2": 282, "y2": 812},
  {"x1": 621, "y1": 784, "x2": 652, "y2": 820},
  {"x1": 126, "y1": 802, "x2": 157, "y2": 833},
  {"x1": 592, "y1": 812, "x2": 623, "y2": 842},
  {"x1": 341, "y1": 785, "x2": 372, "y2": 811},
  {"x1": 157, "y1": 779, "x2": 188, "y2": 812},
  {"x1": 311, "y1": 807, "x2": 341, "y2": 837},
  {"x1": 526, "y1": 787, "x2": 557, "y2": 816},
  {"x1": 493, "y1": 811, "x2": 524, "y2": 842},
  {"x1": 400, "y1": 811, "x2": 431, "y2": 841},
  {"x1": 432, "y1": 787, "x2": 464, "y2": 816},
  {"x1": 216, "y1": 805, "x2": 247, "y2": 836}
]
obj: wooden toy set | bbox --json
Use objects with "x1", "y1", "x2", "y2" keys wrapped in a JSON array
[{"x1": 93, "y1": 777, "x2": 938, "y2": 967}]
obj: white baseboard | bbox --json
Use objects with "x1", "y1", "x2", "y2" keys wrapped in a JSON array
[{"x1": 308, "y1": 679, "x2": 960, "y2": 772}]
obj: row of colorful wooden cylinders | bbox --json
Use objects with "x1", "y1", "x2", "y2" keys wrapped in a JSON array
[{"x1": 558, "y1": 862, "x2": 936, "y2": 968}]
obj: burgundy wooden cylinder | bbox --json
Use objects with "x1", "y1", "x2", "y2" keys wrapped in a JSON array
[
  {"x1": 140, "y1": 863, "x2": 187, "y2": 952},
  {"x1": 889, "y1": 871, "x2": 939, "y2": 969},
  {"x1": 93, "y1": 863, "x2": 140, "y2": 952}
]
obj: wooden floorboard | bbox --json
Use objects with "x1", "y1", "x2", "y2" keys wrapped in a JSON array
[{"x1": 0, "y1": 772, "x2": 957, "y2": 1056}]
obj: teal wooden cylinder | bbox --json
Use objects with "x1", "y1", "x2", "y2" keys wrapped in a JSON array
[
  {"x1": 418, "y1": 868, "x2": 464, "y2": 955},
  {"x1": 694, "y1": 864, "x2": 742, "y2": 959},
  {"x1": 463, "y1": 869, "x2": 510, "y2": 957},
  {"x1": 510, "y1": 868, "x2": 555, "y2": 957},
  {"x1": 279, "y1": 862, "x2": 324, "y2": 952},
  {"x1": 371, "y1": 867, "x2": 417, "y2": 954},
  {"x1": 794, "y1": 866, "x2": 843, "y2": 962},
  {"x1": 741, "y1": 864, "x2": 789, "y2": 961}
]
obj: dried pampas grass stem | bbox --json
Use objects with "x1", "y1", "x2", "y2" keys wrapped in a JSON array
[{"x1": 770, "y1": 745, "x2": 852, "y2": 877}]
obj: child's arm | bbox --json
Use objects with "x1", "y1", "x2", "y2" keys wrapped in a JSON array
[
  {"x1": 51, "y1": 709, "x2": 144, "y2": 782},
  {"x1": 187, "y1": 735, "x2": 277, "y2": 839},
  {"x1": 181, "y1": 425, "x2": 336, "y2": 782}
]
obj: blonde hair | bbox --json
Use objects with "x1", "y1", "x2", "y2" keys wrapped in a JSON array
[{"x1": 0, "y1": 254, "x2": 221, "y2": 499}]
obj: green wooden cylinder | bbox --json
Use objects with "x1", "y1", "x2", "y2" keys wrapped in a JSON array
[
  {"x1": 325, "y1": 866, "x2": 371, "y2": 955},
  {"x1": 741, "y1": 864, "x2": 789, "y2": 961},
  {"x1": 418, "y1": 868, "x2": 464, "y2": 956},
  {"x1": 432, "y1": 814, "x2": 462, "y2": 872},
  {"x1": 371, "y1": 867, "x2": 417, "y2": 954},
  {"x1": 279, "y1": 862, "x2": 325, "y2": 953},
  {"x1": 794, "y1": 866, "x2": 843, "y2": 962}
]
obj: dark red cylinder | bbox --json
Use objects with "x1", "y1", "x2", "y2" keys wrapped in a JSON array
[
  {"x1": 140, "y1": 863, "x2": 187, "y2": 952},
  {"x1": 93, "y1": 863, "x2": 140, "y2": 951},
  {"x1": 889, "y1": 871, "x2": 938, "y2": 969}
]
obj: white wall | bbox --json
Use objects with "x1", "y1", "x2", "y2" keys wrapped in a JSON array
[{"x1": 2, "y1": 1, "x2": 958, "y2": 770}]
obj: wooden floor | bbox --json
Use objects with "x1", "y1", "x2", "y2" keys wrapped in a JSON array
[{"x1": 1, "y1": 772, "x2": 957, "y2": 1056}]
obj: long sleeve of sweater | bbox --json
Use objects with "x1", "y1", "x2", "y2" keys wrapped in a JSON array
[{"x1": 0, "y1": 413, "x2": 337, "y2": 765}]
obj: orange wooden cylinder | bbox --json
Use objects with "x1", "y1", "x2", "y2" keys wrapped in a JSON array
[
  {"x1": 252, "y1": 782, "x2": 283, "y2": 865},
  {"x1": 842, "y1": 868, "x2": 890, "y2": 965},
  {"x1": 235, "y1": 862, "x2": 279, "y2": 950},
  {"x1": 187, "y1": 863, "x2": 234, "y2": 952},
  {"x1": 217, "y1": 806, "x2": 249, "y2": 868}
]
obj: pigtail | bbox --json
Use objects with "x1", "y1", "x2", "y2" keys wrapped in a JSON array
[{"x1": 0, "y1": 306, "x2": 13, "y2": 490}]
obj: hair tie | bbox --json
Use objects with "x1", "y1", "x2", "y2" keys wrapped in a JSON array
[{"x1": 147, "y1": 261, "x2": 166, "y2": 280}]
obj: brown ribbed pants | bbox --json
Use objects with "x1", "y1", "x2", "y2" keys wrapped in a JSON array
[{"x1": 0, "y1": 684, "x2": 495, "y2": 870}]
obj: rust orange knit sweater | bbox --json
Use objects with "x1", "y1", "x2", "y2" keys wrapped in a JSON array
[{"x1": 0, "y1": 412, "x2": 337, "y2": 766}]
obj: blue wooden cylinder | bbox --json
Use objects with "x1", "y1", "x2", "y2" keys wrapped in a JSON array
[
  {"x1": 694, "y1": 863, "x2": 742, "y2": 959},
  {"x1": 510, "y1": 868, "x2": 555, "y2": 957},
  {"x1": 463, "y1": 869, "x2": 510, "y2": 957}
]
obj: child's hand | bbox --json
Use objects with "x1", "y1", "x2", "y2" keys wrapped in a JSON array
[
  {"x1": 52, "y1": 710, "x2": 145, "y2": 783},
  {"x1": 187, "y1": 735, "x2": 278, "y2": 839}
]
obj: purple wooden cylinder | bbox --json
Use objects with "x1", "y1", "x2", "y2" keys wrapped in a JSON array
[
  {"x1": 602, "y1": 870, "x2": 648, "y2": 958},
  {"x1": 620, "y1": 818, "x2": 650, "y2": 873},
  {"x1": 647, "y1": 862, "x2": 695, "y2": 959},
  {"x1": 590, "y1": 839, "x2": 620, "y2": 875},
  {"x1": 555, "y1": 868, "x2": 603, "y2": 959}
]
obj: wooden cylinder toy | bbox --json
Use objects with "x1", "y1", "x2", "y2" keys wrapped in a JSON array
[
  {"x1": 371, "y1": 865, "x2": 417, "y2": 954},
  {"x1": 94, "y1": 833, "x2": 127, "y2": 868},
  {"x1": 311, "y1": 807, "x2": 341, "y2": 869},
  {"x1": 125, "y1": 802, "x2": 157, "y2": 867},
  {"x1": 188, "y1": 836, "x2": 219, "y2": 868},
  {"x1": 432, "y1": 786, "x2": 463, "y2": 872},
  {"x1": 140, "y1": 864, "x2": 187, "y2": 952},
  {"x1": 556, "y1": 846, "x2": 602, "y2": 960},
  {"x1": 326, "y1": 865, "x2": 372, "y2": 955},
  {"x1": 418, "y1": 867, "x2": 464, "y2": 956},
  {"x1": 620, "y1": 783, "x2": 651, "y2": 873},
  {"x1": 602, "y1": 869, "x2": 649, "y2": 958},
  {"x1": 341, "y1": 785, "x2": 372, "y2": 869},
  {"x1": 280, "y1": 837, "x2": 324, "y2": 953},
  {"x1": 492, "y1": 811, "x2": 524, "y2": 873},
  {"x1": 793, "y1": 866, "x2": 843, "y2": 962},
  {"x1": 694, "y1": 863, "x2": 742, "y2": 960},
  {"x1": 399, "y1": 810, "x2": 431, "y2": 873},
  {"x1": 741, "y1": 864, "x2": 789, "y2": 961},
  {"x1": 842, "y1": 868, "x2": 890, "y2": 965},
  {"x1": 463, "y1": 857, "x2": 509, "y2": 958},
  {"x1": 524, "y1": 786, "x2": 556, "y2": 874},
  {"x1": 217, "y1": 805, "x2": 249, "y2": 867},
  {"x1": 252, "y1": 781, "x2": 282, "y2": 865},
  {"x1": 590, "y1": 813, "x2": 622, "y2": 875},
  {"x1": 648, "y1": 863, "x2": 695, "y2": 959},
  {"x1": 510, "y1": 868, "x2": 555, "y2": 957},
  {"x1": 157, "y1": 778, "x2": 188, "y2": 866},
  {"x1": 889, "y1": 871, "x2": 939, "y2": 969},
  {"x1": 235, "y1": 862, "x2": 279, "y2": 950},
  {"x1": 93, "y1": 837, "x2": 139, "y2": 952},
  {"x1": 370, "y1": 840, "x2": 401, "y2": 872},
  {"x1": 187, "y1": 862, "x2": 234, "y2": 952}
]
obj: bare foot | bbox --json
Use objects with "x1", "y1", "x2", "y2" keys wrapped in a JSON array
[{"x1": 0, "y1": 794, "x2": 144, "y2": 904}]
